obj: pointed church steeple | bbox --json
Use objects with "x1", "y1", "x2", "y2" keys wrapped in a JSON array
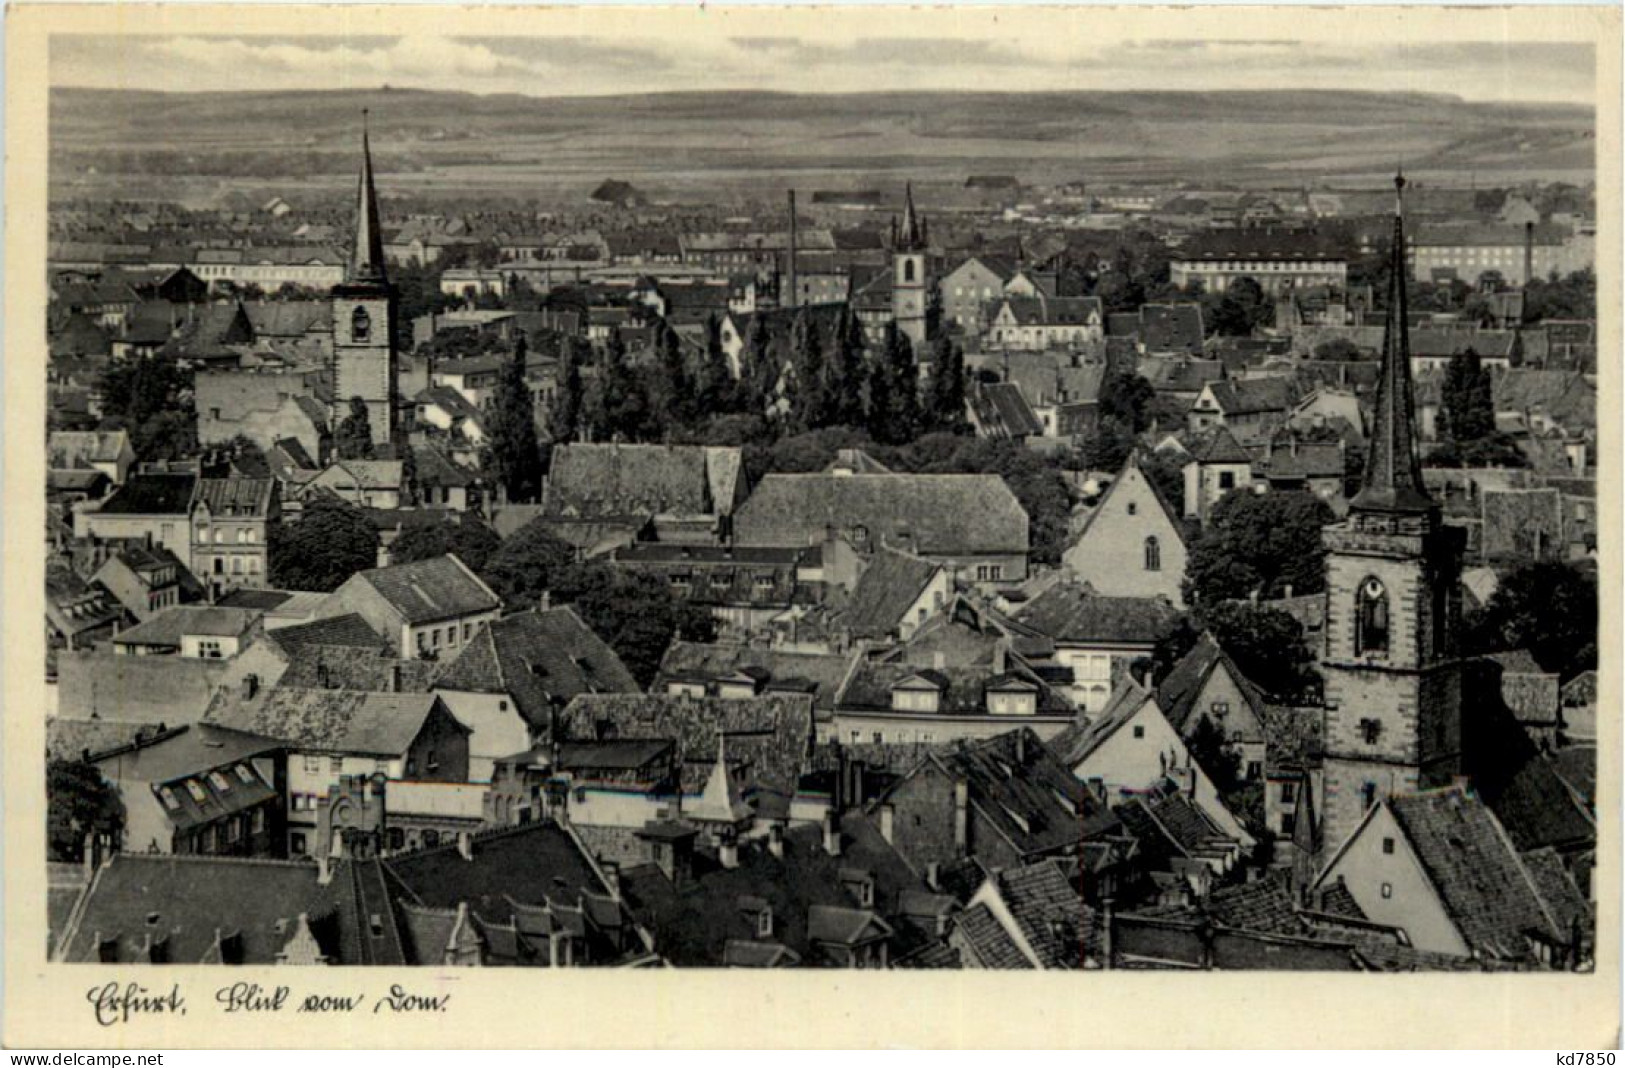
[
  {"x1": 349, "y1": 110, "x2": 389, "y2": 286},
  {"x1": 897, "y1": 182, "x2": 927, "y2": 252},
  {"x1": 1349, "y1": 170, "x2": 1433, "y2": 515}
]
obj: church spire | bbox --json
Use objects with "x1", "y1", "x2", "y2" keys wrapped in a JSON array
[
  {"x1": 349, "y1": 110, "x2": 389, "y2": 286},
  {"x1": 1350, "y1": 170, "x2": 1433, "y2": 515},
  {"x1": 897, "y1": 182, "x2": 926, "y2": 252}
]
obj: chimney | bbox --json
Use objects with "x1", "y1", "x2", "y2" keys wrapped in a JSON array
[
  {"x1": 993, "y1": 640, "x2": 1009, "y2": 675},
  {"x1": 879, "y1": 804, "x2": 895, "y2": 845},
  {"x1": 317, "y1": 852, "x2": 334, "y2": 886},
  {"x1": 1523, "y1": 221, "x2": 1535, "y2": 286},
  {"x1": 767, "y1": 822, "x2": 784, "y2": 859},
  {"x1": 786, "y1": 189, "x2": 799, "y2": 310},
  {"x1": 719, "y1": 832, "x2": 740, "y2": 870},
  {"x1": 1100, "y1": 897, "x2": 1116, "y2": 969},
  {"x1": 456, "y1": 831, "x2": 473, "y2": 861},
  {"x1": 925, "y1": 861, "x2": 940, "y2": 892},
  {"x1": 821, "y1": 809, "x2": 842, "y2": 857},
  {"x1": 601, "y1": 861, "x2": 621, "y2": 900},
  {"x1": 952, "y1": 778, "x2": 969, "y2": 855},
  {"x1": 932, "y1": 651, "x2": 947, "y2": 672},
  {"x1": 1014, "y1": 731, "x2": 1027, "y2": 765},
  {"x1": 539, "y1": 589, "x2": 552, "y2": 612}
]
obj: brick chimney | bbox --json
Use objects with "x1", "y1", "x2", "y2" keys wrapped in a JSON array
[
  {"x1": 821, "y1": 809, "x2": 842, "y2": 857},
  {"x1": 767, "y1": 822, "x2": 784, "y2": 859},
  {"x1": 952, "y1": 778, "x2": 970, "y2": 855},
  {"x1": 600, "y1": 861, "x2": 621, "y2": 899}
]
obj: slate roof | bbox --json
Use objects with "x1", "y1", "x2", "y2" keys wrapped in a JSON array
[
  {"x1": 347, "y1": 554, "x2": 501, "y2": 626},
  {"x1": 194, "y1": 477, "x2": 276, "y2": 517},
  {"x1": 205, "y1": 688, "x2": 460, "y2": 757},
  {"x1": 559, "y1": 693, "x2": 814, "y2": 797},
  {"x1": 93, "y1": 473, "x2": 196, "y2": 516},
  {"x1": 839, "y1": 547, "x2": 943, "y2": 639},
  {"x1": 736, "y1": 473, "x2": 1028, "y2": 557},
  {"x1": 1386, "y1": 788, "x2": 1565, "y2": 960},
  {"x1": 434, "y1": 607, "x2": 639, "y2": 733},
  {"x1": 837, "y1": 660, "x2": 1073, "y2": 718},
  {"x1": 1014, "y1": 582, "x2": 1180, "y2": 646},
  {"x1": 544, "y1": 443, "x2": 743, "y2": 519},
  {"x1": 112, "y1": 605, "x2": 261, "y2": 647},
  {"x1": 1156, "y1": 632, "x2": 1267, "y2": 734},
  {"x1": 655, "y1": 642, "x2": 858, "y2": 714},
  {"x1": 268, "y1": 613, "x2": 389, "y2": 653},
  {"x1": 55, "y1": 853, "x2": 352, "y2": 964}
]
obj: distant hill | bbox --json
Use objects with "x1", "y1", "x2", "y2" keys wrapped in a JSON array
[{"x1": 48, "y1": 86, "x2": 1595, "y2": 198}]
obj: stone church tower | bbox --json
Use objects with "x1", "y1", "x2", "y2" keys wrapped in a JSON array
[
  {"x1": 1318, "y1": 173, "x2": 1467, "y2": 853},
  {"x1": 331, "y1": 112, "x2": 399, "y2": 448},
  {"x1": 891, "y1": 183, "x2": 929, "y2": 347}
]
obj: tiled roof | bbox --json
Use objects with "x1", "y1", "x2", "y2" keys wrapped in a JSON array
[
  {"x1": 970, "y1": 381, "x2": 1045, "y2": 439},
  {"x1": 434, "y1": 607, "x2": 639, "y2": 733},
  {"x1": 1183, "y1": 425, "x2": 1253, "y2": 464},
  {"x1": 1205, "y1": 376, "x2": 1299, "y2": 416},
  {"x1": 544, "y1": 443, "x2": 742, "y2": 519},
  {"x1": 736, "y1": 472, "x2": 1028, "y2": 557},
  {"x1": 1479, "y1": 753, "x2": 1596, "y2": 854},
  {"x1": 839, "y1": 547, "x2": 942, "y2": 639},
  {"x1": 1387, "y1": 788, "x2": 1564, "y2": 960},
  {"x1": 194, "y1": 477, "x2": 276, "y2": 517},
  {"x1": 1156, "y1": 632, "x2": 1267, "y2": 734},
  {"x1": 55, "y1": 853, "x2": 351, "y2": 964},
  {"x1": 994, "y1": 860, "x2": 1089, "y2": 968},
  {"x1": 205, "y1": 688, "x2": 458, "y2": 757},
  {"x1": 46, "y1": 718, "x2": 165, "y2": 763},
  {"x1": 1519, "y1": 847, "x2": 1591, "y2": 940},
  {"x1": 1138, "y1": 304, "x2": 1206, "y2": 355},
  {"x1": 268, "y1": 613, "x2": 388, "y2": 653},
  {"x1": 838, "y1": 659, "x2": 1072, "y2": 718},
  {"x1": 1206, "y1": 872, "x2": 1305, "y2": 936},
  {"x1": 560, "y1": 693, "x2": 813, "y2": 797},
  {"x1": 1049, "y1": 678, "x2": 1154, "y2": 767},
  {"x1": 954, "y1": 903, "x2": 1033, "y2": 968},
  {"x1": 1014, "y1": 581, "x2": 1180, "y2": 646},
  {"x1": 655, "y1": 642, "x2": 858, "y2": 713},
  {"x1": 912, "y1": 729, "x2": 1097, "y2": 859},
  {"x1": 113, "y1": 605, "x2": 261, "y2": 647},
  {"x1": 350, "y1": 554, "x2": 501, "y2": 626},
  {"x1": 93, "y1": 473, "x2": 196, "y2": 516}
]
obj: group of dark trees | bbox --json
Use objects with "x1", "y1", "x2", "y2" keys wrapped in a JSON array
[
  {"x1": 1430, "y1": 348, "x2": 1525, "y2": 469},
  {"x1": 1182, "y1": 490, "x2": 1336, "y2": 607},
  {"x1": 95, "y1": 354, "x2": 197, "y2": 462},
  {"x1": 550, "y1": 310, "x2": 969, "y2": 452}
]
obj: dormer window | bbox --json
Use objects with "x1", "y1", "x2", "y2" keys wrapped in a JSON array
[
  {"x1": 757, "y1": 906, "x2": 773, "y2": 938},
  {"x1": 185, "y1": 780, "x2": 206, "y2": 802}
]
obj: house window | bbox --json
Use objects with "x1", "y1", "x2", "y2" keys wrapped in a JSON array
[
  {"x1": 1382, "y1": 836, "x2": 1395, "y2": 855},
  {"x1": 903, "y1": 259, "x2": 916, "y2": 283},
  {"x1": 1144, "y1": 537, "x2": 1161, "y2": 572},
  {"x1": 290, "y1": 833, "x2": 306, "y2": 855},
  {"x1": 233, "y1": 764, "x2": 254, "y2": 784},
  {"x1": 303, "y1": 755, "x2": 322, "y2": 775},
  {"x1": 1126, "y1": 502, "x2": 1138, "y2": 516},
  {"x1": 1359, "y1": 718, "x2": 1383, "y2": 745},
  {"x1": 1210, "y1": 700, "x2": 1230, "y2": 717},
  {"x1": 1218, "y1": 471, "x2": 1235, "y2": 490},
  {"x1": 1245, "y1": 760, "x2": 1262, "y2": 781},
  {"x1": 872, "y1": 732, "x2": 883, "y2": 745},
  {"x1": 1281, "y1": 813, "x2": 1296, "y2": 836},
  {"x1": 975, "y1": 564, "x2": 1003, "y2": 582},
  {"x1": 1355, "y1": 577, "x2": 1390, "y2": 657},
  {"x1": 498, "y1": 700, "x2": 508, "y2": 712},
  {"x1": 1381, "y1": 882, "x2": 1393, "y2": 899},
  {"x1": 1132, "y1": 725, "x2": 1146, "y2": 739},
  {"x1": 198, "y1": 640, "x2": 223, "y2": 659},
  {"x1": 330, "y1": 756, "x2": 343, "y2": 774},
  {"x1": 1280, "y1": 781, "x2": 1297, "y2": 804},
  {"x1": 251, "y1": 808, "x2": 265, "y2": 834}
]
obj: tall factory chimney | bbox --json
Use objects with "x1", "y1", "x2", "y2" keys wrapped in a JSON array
[
  {"x1": 1523, "y1": 221, "x2": 1535, "y2": 287},
  {"x1": 786, "y1": 189, "x2": 799, "y2": 309}
]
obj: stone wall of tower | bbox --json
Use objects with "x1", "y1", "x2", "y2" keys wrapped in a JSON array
[
  {"x1": 894, "y1": 252, "x2": 927, "y2": 346},
  {"x1": 332, "y1": 290, "x2": 397, "y2": 446}
]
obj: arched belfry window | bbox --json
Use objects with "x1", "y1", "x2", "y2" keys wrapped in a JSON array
[
  {"x1": 1144, "y1": 536, "x2": 1161, "y2": 572},
  {"x1": 351, "y1": 305, "x2": 371, "y2": 344},
  {"x1": 1356, "y1": 576, "x2": 1390, "y2": 657},
  {"x1": 903, "y1": 259, "x2": 916, "y2": 283}
]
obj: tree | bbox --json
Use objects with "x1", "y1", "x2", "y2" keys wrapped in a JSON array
[
  {"x1": 335, "y1": 397, "x2": 375, "y2": 460},
  {"x1": 1522, "y1": 268, "x2": 1596, "y2": 324},
  {"x1": 1183, "y1": 490, "x2": 1335, "y2": 605},
  {"x1": 693, "y1": 313, "x2": 737, "y2": 416},
  {"x1": 387, "y1": 518, "x2": 502, "y2": 574},
  {"x1": 924, "y1": 333, "x2": 968, "y2": 433},
  {"x1": 48, "y1": 759, "x2": 122, "y2": 863},
  {"x1": 485, "y1": 332, "x2": 545, "y2": 504},
  {"x1": 96, "y1": 354, "x2": 197, "y2": 461},
  {"x1": 1197, "y1": 600, "x2": 1322, "y2": 704},
  {"x1": 1186, "y1": 713, "x2": 1242, "y2": 795},
  {"x1": 550, "y1": 335, "x2": 586, "y2": 443},
  {"x1": 744, "y1": 316, "x2": 780, "y2": 419},
  {"x1": 1439, "y1": 348, "x2": 1495, "y2": 443},
  {"x1": 649, "y1": 320, "x2": 693, "y2": 432},
  {"x1": 268, "y1": 494, "x2": 379, "y2": 592},
  {"x1": 549, "y1": 563, "x2": 718, "y2": 687},
  {"x1": 1098, "y1": 370, "x2": 1155, "y2": 433},
  {"x1": 1464, "y1": 561, "x2": 1597, "y2": 681},
  {"x1": 789, "y1": 310, "x2": 833, "y2": 433},
  {"x1": 869, "y1": 324, "x2": 921, "y2": 445},
  {"x1": 826, "y1": 308, "x2": 869, "y2": 427},
  {"x1": 478, "y1": 519, "x2": 577, "y2": 609},
  {"x1": 1313, "y1": 338, "x2": 1366, "y2": 362}
]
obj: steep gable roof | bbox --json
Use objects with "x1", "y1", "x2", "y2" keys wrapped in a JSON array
[
  {"x1": 1014, "y1": 580, "x2": 1180, "y2": 646},
  {"x1": 434, "y1": 607, "x2": 639, "y2": 732},
  {"x1": 839, "y1": 546, "x2": 943, "y2": 639},
  {"x1": 735, "y1": 472, "x2": 1028, "y2": 557},
  {"x1": 543, "y1": 443, "x2": 742, "y2": 519},
  {"x1": 205, "y1": 688, "x2": 460, "y2": 757},
  {"x1": 1157, "y1": 632, "x2": 1268, "y2": 734},
  {"x1": 347, "y1": 554, "x2": 500, "y2": 626}
]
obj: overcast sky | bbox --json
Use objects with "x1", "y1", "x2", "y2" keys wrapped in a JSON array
[{"x1": 50, "y1": 33, "x2": 1595, "y2": 106}]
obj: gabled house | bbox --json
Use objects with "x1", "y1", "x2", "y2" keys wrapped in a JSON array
[
  {"x1": 190, "y1": 477, "x2": 279, "y2": 598},
  {"x1": 1156, "y1": 632, "x2": 1269, "y2": 780},
  {"x1": 833, "y1": 653, "x2": 1075, "y2": 747},
  {"x1": 305, "y1": 460, "x2": 405, "y2": 510},
  {"x1": 836, "y1": 545, "x2": 952, "y2": 643},
  {"x1": 110, "y1": 605, "x2": 264, "y2": 659},
  {"x1": 1175, "y1": 425, "x2": 1255, "y2": 522},
  {"x1": 1048, "y1": 679, "x2": 1253, "y2": 848},
  {"x1": 1012, "y1": 579, "x2": 1181, "y2": 713},
  {"x1": 1311, "y1": 787, "x2": 1581, "y2": 966},
  {"x1": 735, "y1": 472, "x2": 1029, "y2": 584},
  {"x1": 204, "y1": 686, "x2": 472, "y2": 857},
  {"x1": 951, "y1": 859, "x2": 1095, "y2": 969},
  {"x1": 313, "y1": 554, "x2": 502, "y2": 661},
  {"x1": 49, "y1": 430, "x2": 136, "y2": 486},
  {"x1": 432, "y1": 606, "x2": 640, "y2": 781},
  {"x1": 1189, "y1": 377, "x2": 1299, "y2": 446},
  {"x1": 92, "y1": 543, "x2": 193, "y2": 621},
  {"x1": 985, "y1": 295, "x2": 1104, "y2": 352},
  {"x1": 1061, "y1": 452, "x2": 1189, "y2": 606}
]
